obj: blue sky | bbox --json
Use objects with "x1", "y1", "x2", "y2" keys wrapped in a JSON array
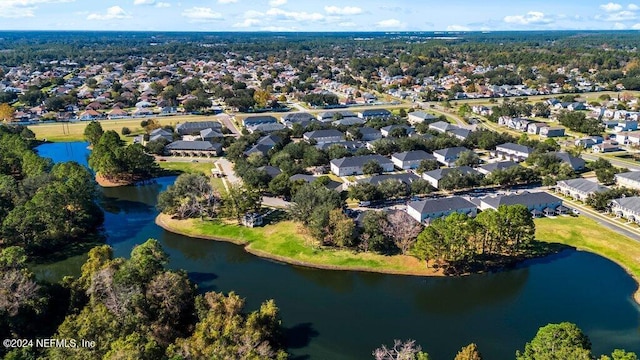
[{"x1": 2, "y1": 0, "x2": 640, "y2": 31}]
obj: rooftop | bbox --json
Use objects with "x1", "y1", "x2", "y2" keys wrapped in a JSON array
[{"x1": 408, "y1": 196, "x2": 477, "y2": 214}]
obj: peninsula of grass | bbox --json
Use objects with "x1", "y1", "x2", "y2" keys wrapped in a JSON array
[
  {"x1": 535, "y1": 216, "x2": 640, "y2": 304},
  {"x1": 156, "y1": 213, "x2": 443, "y2": 276}
]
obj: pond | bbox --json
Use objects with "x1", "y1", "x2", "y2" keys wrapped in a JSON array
[{"x1": 34, "y1": 141, "x2": 640, "y2": 360}]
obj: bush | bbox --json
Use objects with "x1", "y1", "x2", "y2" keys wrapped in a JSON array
[{"x1": 121, "y1": 127, "x2": 131, "y2": 136}]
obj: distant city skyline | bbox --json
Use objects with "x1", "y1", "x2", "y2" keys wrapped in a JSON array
[{"x1": 2, "y1": 0, "x2": 640, "y2": 32}]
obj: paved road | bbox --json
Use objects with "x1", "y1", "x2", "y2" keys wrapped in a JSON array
[
  {"x1": 215, "y1": 114, "x2": 241, "y2": 137},
  {"x1": 418, "y1": 102, "x2": 476, "y2": 130},
  {"x1": 560, "y1": 196, "x2": 640, "y2": 241},
  {"x1": 215, "y1": 158, "x2": 291, "y2": 208},
  {"x1": 582, "y1": 153, "x2": 640, "y2": 171},
  {"x1": 216, "y1": 158, "x2": 241, "y2": 185}
]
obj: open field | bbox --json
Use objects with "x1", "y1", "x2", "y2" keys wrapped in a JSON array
[
  {"x1": 535, "y1": 216, "x2": 640, "y2": 303},
  {"x1": 27, "y1": 115, "x2": 221, "y2": 142},
  {"x1": 156, "y1": 213, "x2": 443, "y2": 276}
]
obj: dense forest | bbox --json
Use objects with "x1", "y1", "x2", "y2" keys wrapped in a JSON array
[{"x1": 0, "y1": 125, "x2": 102, "y2": 255}]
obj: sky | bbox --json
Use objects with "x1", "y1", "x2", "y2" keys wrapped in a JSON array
[{"x1": 2, "y1": 0, "x2": 640, "y2": 32}]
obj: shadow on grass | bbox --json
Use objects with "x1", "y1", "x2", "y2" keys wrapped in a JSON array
[{"x1": 263, "y1": 209, "x2": 289, "y2": 225}]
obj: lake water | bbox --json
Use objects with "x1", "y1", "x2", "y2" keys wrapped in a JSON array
[{"x1": 34, "y1": 141, "x2": 640, "y2": 360}]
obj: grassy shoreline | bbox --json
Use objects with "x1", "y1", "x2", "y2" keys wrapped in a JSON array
[
  {"x1": 156, "y1": 213, "x2": 640, "y2": 305},
  {"x1": 535, "y1": 216, "x2": 640, "y2": 305},
  {"x1": 155, "y1": 213, "x2": 445, "y2": 276}
]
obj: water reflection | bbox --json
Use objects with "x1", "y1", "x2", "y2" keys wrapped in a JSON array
[{"x1": 412, "y1": 268, "x2": 530, "y2": 314}]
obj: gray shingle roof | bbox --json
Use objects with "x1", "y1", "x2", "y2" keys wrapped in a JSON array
[
  {"x1": 409, "y1": 111, "x2": 437, "y2": 121},
  {"x1": 392, "y1": 150, "x2": 435, "y2": 162},
  {"x1": 481, "y1": 192, "x2": 561, "y2": 209},
  {"x1": 360, "y1": 109, "x2": 391, "y2": 117},
  {"x1": 433, "y1": 147, "x2": 470, "y2": 159},
  {"x1": 359, "y1": 173, "x2": 420, "y2": 185},
  {"x1": 478, "y1": 161, "x2": 520, "y2": 173},
  {"x1": 243, "y1": 115, "x2": 278, "y2": 125},
  {"x1": 304, "y1": 129, "x2": 344, "y2": 139},
  {"x1": 615, "y1": 171, "x2": 640, "y2": 182},
  {"x1": 496, "y1": 142, "x2": 534, "y2": 154},
  {"x1": 176, "y1": 121, "x2": 221, "y2": 133},
  {"x1": 165, "y1": 141, "x2": 221, "y2": 151},
  {"x1": 423, "y1": 166, "x2": 479, "y2": 181},
  {"x1": 429, "y1": 121, "x2": 457, "y2": 132},
  {"x1": 282, "y1": 112, "x2": 315, "y2": 122},
  {"x1": 408, "y1": 196, "x2": 477, "y2": 214},
  {"x1": 556, "y1": 178, "x2": 609, "y2": 194},
  {"x1": 330, "y1": 154, "x2": 393, "y2": 168},
  {"x1": 317, "y1": 111, "x2": 356, "y2": 120},
  {"x1": 610, "y1": 196, "x2": 640, "y2": 213}
]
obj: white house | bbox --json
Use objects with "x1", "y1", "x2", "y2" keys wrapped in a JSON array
[
  {"x1": 303, "y1": 129, "x2": 344, "y2": 145},
  {"x1": 555, "y1": 178, "x2": 609, "y2": 201},
  {"x1": 615, "y1": 171, "x2": 640, "y2": 190},
  {"x1": 492, "y1": 143, "x2": 534, "y2": 162},
  {"x1": 610, "y1": 196, "x2": 640, "y2": 223},
  {"x1": 479, "y1": 191, "x2": 564, "y2": 217},
  {"x1": 391, "y1": 150, "x2": 436, "y2": 170},
  {"x1": 433, "y1": 147, "x2": 471, "y2": 166},
  {"x1": 330, "y1": 155, "x2": 394, "y2": 176}
]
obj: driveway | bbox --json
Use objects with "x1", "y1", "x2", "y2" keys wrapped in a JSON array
[
  {"x1": 215, "y1": 114, "x2": 241, "y2": 137},
  {"x1": 216, "y1": 158, "x2": 241, "y2": 185}
]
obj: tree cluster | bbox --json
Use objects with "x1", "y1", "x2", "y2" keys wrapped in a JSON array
[
  {"x1": 157, "y1": 173, "x2": 219, "y2": 219},
  {"x1": 0, "y1": 126, "x2": 102, "y2": 254},
  {"x1": 15, "y1": 240, "x2": 288, "y2": 360},
  {"x1": 374, "y1": 322, "x2": 636, "y2": 360},
  {"x1": 413, "y1": 205, "x2": 535, "y2": 273},
  {"x1": 557, "y1": 111, "x2": 604, "y2": 136},
  {"x1": 88, "y1": 128, "x2": 159, "y2": 182}
]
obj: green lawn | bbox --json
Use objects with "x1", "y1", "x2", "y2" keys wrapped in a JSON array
[
  {"x1": 156, "y1": 214, "x2": 440, "y2": 276},
  {"x1": 535, "y1": 216, "x2": 640, "y2": 302},
  {"x1": 28, "y1": 115, "x2": 221, "y2": 142}
]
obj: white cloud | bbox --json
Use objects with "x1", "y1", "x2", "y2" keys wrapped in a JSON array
[
  {"x1": 376, "y1": 18, "x2": 405, "y2": 28},
  {"x1": 181, "y1": 7, "x2": 223, "y2": 22},
  {"x1": 324, "y1": 6, "x2": 363, "y2": 15},
  {"x1": 629, "y1": 4, "x2": 640, "y2": 10},
  {"x1": 156, "y1": 2, "x2": 170, "y2": 7},
  {"x1": 601, "y1": 2, "x2": 623, "y2": 12},
  {"x1": 218, "y1": 0, "x2": 237, "y2": 3},
  {"x1": 601, "y1": 10, "x2": 637, "y2": 21},
  {"x1": 266, "y1": 8, "x2": 324, "y2": 22},
  {"x1": 0, "y1": 0, "x2": 75, "y2": 18},
  {"x1": 614, "y1": 22, "x2": 627, "y2": 29},
  {"x1": 504, "y1": 11, "x2": 553, "y2": 25},
  {"x1": 244, "y1": 10, "x2": 263, "y2": 18},
  {"x1": 87, "y1": 6, "x2": 131, "y2": 20},
  {"x1": 446, "y1": 24, "x2": 471, "y2": 31},
  {"x1": 269, "y1": 0, "x2": 287, "y2": 6},
  {"x1": 134, "y1": 0, "x2": 154, "y2": 5},
  {"x1": 233, "y1": 18, "x2": 260, "y2": 27},
  {"x1": 337, "y1": 22, "x2": 357, "y2": 27},
  {"x1": 632, "y1": 22, "x2": 640, "y2": 28}
]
